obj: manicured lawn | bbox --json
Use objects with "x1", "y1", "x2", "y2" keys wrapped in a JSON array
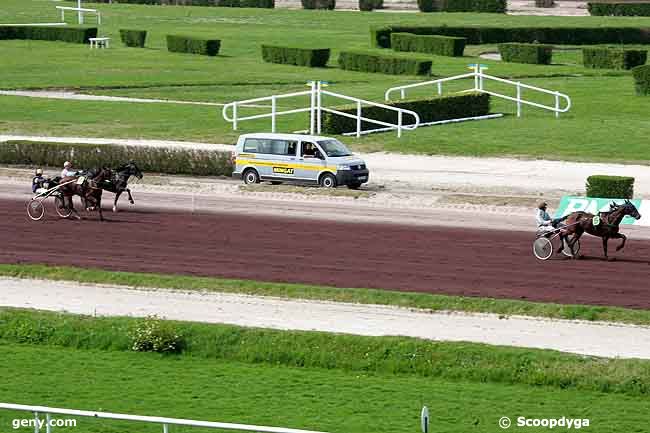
[
  {"x1": 2, "y1": 263, "x2": 650, "y2": 325},
  {"x1": 0, "y1": 1, "x2": 649, "y2": 161},
  {"x1": 0, "y1": 343, "x2": 648, "y2": 433}
]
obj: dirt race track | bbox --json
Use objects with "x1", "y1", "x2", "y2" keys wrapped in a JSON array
[{"x1": 2, "y1": 198, "x2": 650, "y2": 309}]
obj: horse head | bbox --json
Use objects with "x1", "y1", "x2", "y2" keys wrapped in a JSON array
[
  {"x1": 118, "y1": 161, "x2": 143, "y2": 180},
  {"x1": 623, "y1": 199, "x2": 641, "y2": 220}
]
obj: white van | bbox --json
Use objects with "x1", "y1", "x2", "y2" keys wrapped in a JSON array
[{"x1": 231, "y1": 133, "x2": 369, "y2": 189}]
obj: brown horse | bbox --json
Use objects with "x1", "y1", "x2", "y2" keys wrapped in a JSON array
[
  {"x1": 57, "y1": 168, "x2": 111, "y2": 221},
  {"x1": 562, "y1": 199, "x2": 641, "y2": 260}
]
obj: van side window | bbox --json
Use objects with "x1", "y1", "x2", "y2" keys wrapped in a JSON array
[
  {"x1": 243, "y1": 138, "x2": 263, "y2": 153},
  {"x1": 245, "y1": 139, "x2": 297, "y2": 156},
  {"x1": 301, "y1": 142, "x2": 317, "y2": 158}
]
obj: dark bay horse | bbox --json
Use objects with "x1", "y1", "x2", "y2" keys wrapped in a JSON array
[
  {"x1": 99, "y1": 161, "x2": 143, "y2": 212},
  {"x1": 562, "y1": 199, "x2": 641, "y2": 260},
  {"x1": 57, "y1": 168, "x2": 111, "y2": 221}
]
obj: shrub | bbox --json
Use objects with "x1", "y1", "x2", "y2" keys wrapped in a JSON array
[
  {"x1": 586, "y1": 175, "x2": 635, "y2": 199},
  {"x1": 391, "y1": 33, "x2": 466, "y2": 57},
  {"x1": 166, "y1": 35, "x2": 221, "y2": 56},
  {"x1": 66, "y1": 0, "x2": 274, "y2": 7},
  {"x1": 322, "y1": 93, "x2": 490, "y2": 134},
  {"x1": 588, "y1": 2, "x2": 650, "y2": 16},
  {"x1": 338, "y1": 51, "x2": 431, "y2": 75},
  {"x1": 130, "y1": 315, "x2": 184, "y2": 354},
  {"x1": 416, "y1": 0, "x2": 505, "y2": 12},
  {"x1": 633, "y1": 65, "x2": 650, "y2": 96},
  {"x1": 370, "y1": 25, "x2": 650, "y2": 49},
  {"x1": 119, "y1": 29, "x2": 147, "y2": 48},
  {"x1": 583, "y1": 48, "x2": 647, "y2": 70},
  {"x1": 359, "y1": 0, "x2": 382, "y2": 10},
  {"x1": 498, "y1": 43, "x2": 553, "y2": 65},
  {"x1": 261, "y1": 45, "x2": 330, "y2": 67},
  {"x1": 535, "y1": 0, "x2": 554, "y2": 7},
  {"x1": 0, "y1": 26, "x2": 97, "y2": 44},
  {"x1": 0, "y1": 141, "x2": 233, "y2": 177},
  {"x1": 301, "y1": 0, "x2": 336, "y2": 9}
]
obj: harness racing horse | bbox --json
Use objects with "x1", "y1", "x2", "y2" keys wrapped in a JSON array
[
  {"x1": 57, "y1": 168, "x2": 111, "y2": 221},
  {"x1": 100, "y1": 161, "x2": 143, "y2": 212},
  {"x1": 562, "y1": 199, "x2": 641, "y2": 260}
]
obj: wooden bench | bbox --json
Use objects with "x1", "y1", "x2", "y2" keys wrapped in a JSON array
[
  {"x1": 55, "y1": 6, "x2": 101, "y2": 25},
  {"x1": 89, "y1": 37, "x2": 110, "y2": 49}
]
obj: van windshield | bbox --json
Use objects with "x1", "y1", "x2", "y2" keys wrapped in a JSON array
[{"x1": 317, "y1": 139, "x2": 352, "y2": 157}]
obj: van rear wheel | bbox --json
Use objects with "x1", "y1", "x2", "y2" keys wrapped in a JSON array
[
  {"x1": 243, "y1": 169, "x2": 260, "y2": 185},
  {"x1": 319, "y1": 173, "x2": 337, "y2": 188}
]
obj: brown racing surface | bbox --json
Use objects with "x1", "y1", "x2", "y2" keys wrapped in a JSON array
[{"x1": 2, "y1": 198, "x2": 650, "y2": 309}]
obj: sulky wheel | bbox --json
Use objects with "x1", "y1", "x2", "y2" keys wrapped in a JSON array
[
  {"x1": 26, "y1": 199, "x2": 45, "y2": 221},
  {"x1": 533, "y1": 237, "x2": 553, "y2": 260}
]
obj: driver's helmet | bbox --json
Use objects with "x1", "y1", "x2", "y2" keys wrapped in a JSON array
[
  {"x1": 64, "y1": 161, "x2": 72, "y2": 168},
  {"x1": 35, "y1": 168, "x2": 43, "y2": 176},
  {"x1": 537, "y1": 201, "x2": 548, "y2": 210}
]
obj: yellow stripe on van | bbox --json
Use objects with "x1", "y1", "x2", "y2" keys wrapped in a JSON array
[{"x1": 236, "y1": 159, "x2": 337, "y2": 172}]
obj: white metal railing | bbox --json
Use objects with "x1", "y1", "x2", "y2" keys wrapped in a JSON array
[
  {"x1": 385, "y1": 65, "x2": 572, "y2": 118},
  {"x1": 222, "y1": 81, "x2": 420, "y2": 138},
  {"x1": 0, "y1": 403, "x2": 329, "y2": 433},
  {"x1": 56, "y1": 1, "x2": 100, "y2": 25}
]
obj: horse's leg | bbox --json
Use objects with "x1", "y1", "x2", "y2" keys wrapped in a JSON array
[
  {"x1": 113, "y1": 190, "x2": 122, "y2": 213},
  {"x1": 568, "y1": 231, "x2": 583, "y2": 259},
  {"x1": 98, "y1": 195, "x2": 104, "y2": 222},
  {"x1": 127, "y1": 188, "x2": 134, "y2": 204},
  {"x1": 613, "y1": 233, "x2": 627, "y2": 252},
  {"x1": 67, "y1": 195, "x2": 81, "y2": 220},
  {"x1": 602, "y1": 236, "x2": 609, "y2": 260}
]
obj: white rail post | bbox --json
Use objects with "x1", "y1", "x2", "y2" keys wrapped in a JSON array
[
  {"x1": 233, "y1": 102, "x2": 238, "y2": 131},
  {"x1": 77, "y1": 0, "x2": 83, "y2": 24},
  {"x1": 400, "y1": 89, "x2": 405, "y2": 99},
  {"x1": 309, "y1": 81, "x2": 316, "y2": 135},
  {"x1": 271, "y1": 95, "x2": 276, "y2": 133},
  {"x1": 46, "y1": 413, "x2": 52, "y2": 433},
  {"x1": 163, "y1": 423, "x2": 169, "y2": 433},
  {"x1": 397, "y1": 111, "x2": 403, "y2": 138},
  {"x1": 437, "y1": 81, "x2": 442, "y2": 96},
  {"x1": 555, "y1": 92, "x2": 560, "y2": 118},
  {"x1": 34, "y1": 412, "x2": 39, "y2": 433},
  {"x1": 317, "y1": 81, "x2": 322, "y2": 134},
  {"x1": 356, "y1": 100, "x2": 362, "y2": 138},
  {"x1": 516, "y1": 82, "x2": 522, "y2": 117},
  {"x1": 474, "y1": 65, "x2": 479, "y2": 90},
  {"x1": 61, "y1": 8, "x2": 65, "y2": 22}
]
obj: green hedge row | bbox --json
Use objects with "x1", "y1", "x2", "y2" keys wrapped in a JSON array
[
  {"x1": 322, "y1": 93, "x2": 490, "y2": 134},
  {"x1": 391, "y1": 32, "x2": 466, "y2": 57},
  {"x1": 261, "y1": 45, "x2": 330, "y2": 67},
  {"x1": 0, "y1": 26, "x2": 97, "y2": 44},
  {"x1": 371, "y1": 25, "x2": 650, "y2": 48},
  {"x1": 67, "y1": 0, "x2": 274, "y2": 7},
  {"x1": 498, "y1": 43, "x2": 553, "y2": 65},
  {"x1": 416, "y1": 0, "x2": 506, "y2": 12},
  {"x1": 359, "y1": 0, "x2": 383, "y2": 11},
  {"x1": 586, "y1": 175, "x2": 635, "y2": 199},
  {"x1": 0, "y1": 141, "x2": 233, "y2": 177},
  {"x1": 119, "y1": 29, "x2": 147, "y2": 48},
  {"x1": 338, "y1": 51, "x2": 432, "y2": 75},
  {"x1": 583, "y1": 47, "x2": 647, "y2": 70},
  {"x1": 633, "y1": 64, "x2": 650, "y2": 96},
  {"x1": 588, "y1": 2, "x2": 650, "y2": 16},
  {"x1": 167, "y1": 35, "x2": 221, "y2": 56},
  {"x1": 301, "y1": 0, "x2": 336, "y2": 8}
]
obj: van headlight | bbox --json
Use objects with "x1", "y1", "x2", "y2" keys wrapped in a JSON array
[{"x1": 337, "y1": 165, "x2": 351, "y2": 170}]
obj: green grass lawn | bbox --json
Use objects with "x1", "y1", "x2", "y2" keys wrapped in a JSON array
[
  {"x1": 0, "y1": 343, "x2": 648, "y2": 433},
  {"x1": 1, "y1": 1, "x2": 649, "y2": 161}
]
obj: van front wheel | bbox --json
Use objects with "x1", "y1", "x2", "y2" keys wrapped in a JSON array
[
  {"x1": 319, "y1": 173, "x2": 337, "y2": 188},
  {"x1": 243, "y1": 169, "x2": 260, "y2": 185}
]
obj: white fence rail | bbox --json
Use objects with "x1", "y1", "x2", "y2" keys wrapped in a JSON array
[
  {"x1": 56, "y1": 1, "x2": 101, "y2": 25},
  {"x1": 385, "y1": 65, "x2": 571, "y2": 118},
  {"x1": 0, "y1": 403, "x2": 330, "y2": 433},
  {"x1": 222, "y1": 81, "x2": 420, "y2": 138}
]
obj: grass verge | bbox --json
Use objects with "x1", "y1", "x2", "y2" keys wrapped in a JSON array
[
  {"x1": 1, "y1": 263, "x2": 650, "y2": 325},
  {"x1": 2, "y1": 308, "x2": 650, "y2": 397}
]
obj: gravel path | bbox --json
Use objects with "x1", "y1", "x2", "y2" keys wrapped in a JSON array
[
  {"x1": 3, "y1": 135, "x2": 650, "y2": 196},
  {"x1": 2, "y1": 277, "x2": 649, "y2": 359}
]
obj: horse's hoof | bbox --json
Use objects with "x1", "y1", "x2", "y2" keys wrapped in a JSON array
[
  {"x1": 129, "y1": 201, "x2": 134, "y2": 205},
  {"x1": 112, "y1": 206, "x2": 117, "y2": 213}
]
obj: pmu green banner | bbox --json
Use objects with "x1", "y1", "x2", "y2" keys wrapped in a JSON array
[{"x1": 555, "y1": 196, "x2": 647, "y2": 226}]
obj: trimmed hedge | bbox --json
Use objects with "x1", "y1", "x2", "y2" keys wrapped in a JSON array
[
  {"x1": 535, "y1": 0, "x2": 554, "y2": 7},
  {"x1": 301, "y1": 0, "x2": 335, "y2": 8},
  {"x1": 166, "y1": 35, "x2": 221, "y2": 56},
  {"x1": 633, "y1": 64, "x2": 650, "y2": 96},
  {"x1": 359, "y1": 0, "x2": 383, "y2": 10},
  {"x1": 589, "y1": 2, "x2": 650, "y2": 16},
  {"x1": 586, "y1": 175, "x2": 635, "y2": 199},
  {"x1": 0, "y1": 141, "x2": 233, "y2": 177},
  {"x1": 67, "y1": 0, "x2": 274, "y2": 7},
  {"x1": 371, "y1": 25, "x2": 650, "y2": 49},
  {"x1": 583, "y1": 47, "x2": 647, "y2": 70},
  {"x1": 391, "y1": 33, "x2": 466, "y2": 57},
  {"x1": 261, "y1": 45, "x2": 330, "y2": 67},
  {"x1": 498, "y1": 43, "x2": 553, "y2": 65},
  {"x1": 416, "y1": 0, "x2": 506, "y2": 12},
  {"x1": 338, "y1": 51, "x2": 431, "y2": 75},
  {"x1": 322, "y1": 93, "x2": 490, "y2": 134},
  {"x1": 0, "y1": 26, "x2": 97, "y2": 44},
  {"x1": 119, "y1": 29, "x2": 147, "y2": 48}
]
